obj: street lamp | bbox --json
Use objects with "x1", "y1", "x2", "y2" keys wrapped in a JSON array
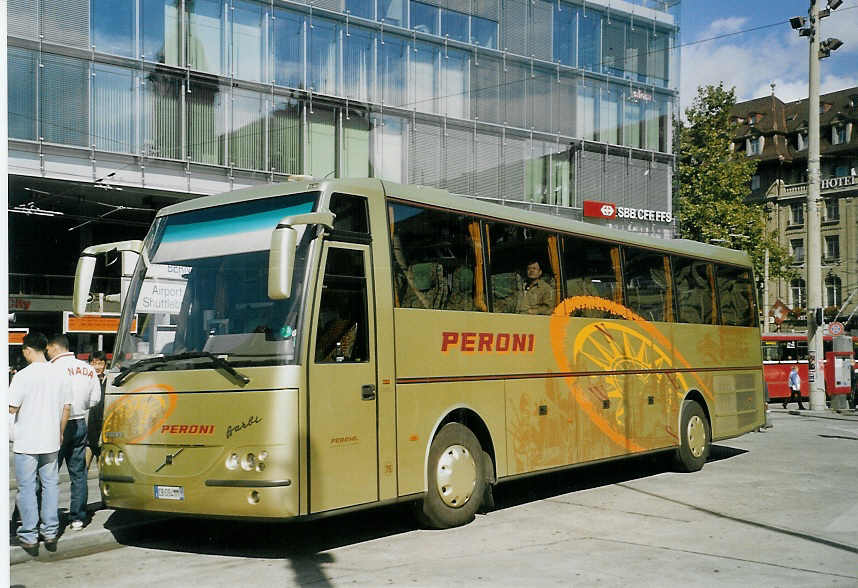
[{"x1": 790, "y1": 0, "x2": 845, "y2": 411}]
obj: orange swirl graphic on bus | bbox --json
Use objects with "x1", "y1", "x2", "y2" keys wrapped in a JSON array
[
  {"x1": 102, "y1": 385, "x2": 178, "y2": 444},
  {"x1": 549, "y1": 296, "x2": 713, "y2": 451}
]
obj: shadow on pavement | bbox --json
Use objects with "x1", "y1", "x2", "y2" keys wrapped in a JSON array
[
  {"x1": 103, "y1": 503, "x2": 418, "y2": 586},
  {"x1": 492, "y1": 445, "x2": 746, "y2": 511},
  {"x1": 818, "y1": 434, "x2": 858, "y2": 441},
  {"x1": 98, "y1": 445, "x2": 749, "y2": 584}
]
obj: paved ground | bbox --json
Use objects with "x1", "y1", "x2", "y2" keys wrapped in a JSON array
[{"x1": 8, "y1": 408, "x2": 858, "y2": 587}]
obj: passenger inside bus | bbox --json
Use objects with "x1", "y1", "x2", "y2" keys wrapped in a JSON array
[{"x1": 518, "y1": 260, "x2": 554, "y2": 315}]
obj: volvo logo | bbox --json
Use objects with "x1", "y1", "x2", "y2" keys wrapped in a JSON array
[{"x1": 154, "y1": 448, "x2": 184, "y2": 473}]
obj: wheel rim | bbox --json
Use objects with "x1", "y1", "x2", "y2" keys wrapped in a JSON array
[
  {"x1": 435, "y1": 444, "x2": 477, "y2": 508},
  {"x1": 687, "y1": 415, "x2": 706, "y2": 458}
]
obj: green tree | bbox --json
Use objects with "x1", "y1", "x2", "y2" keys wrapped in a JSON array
[{"x1": 676, "y1": 83, "x2": 793, "y2": 282}]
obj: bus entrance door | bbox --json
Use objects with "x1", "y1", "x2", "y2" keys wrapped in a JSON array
[{"x1": 308, "y1": 243, "x2": 379, "y2": 513}]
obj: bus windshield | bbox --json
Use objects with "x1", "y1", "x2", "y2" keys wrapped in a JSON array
[{"x1": 113, "y1": 192, "x2": 319, "y2": 372}]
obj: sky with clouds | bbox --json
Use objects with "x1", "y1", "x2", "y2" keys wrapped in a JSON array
[{"x1": 679, "y1": 0, "x2": 858, "y2": 113}]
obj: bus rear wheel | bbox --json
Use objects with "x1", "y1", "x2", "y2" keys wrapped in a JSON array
[
  {"x1": 673, "y1": 400, "x2": 710, "y2": 472},
  {"x1": 418, "y1": 423, "x2": 486, "y2": 529}
]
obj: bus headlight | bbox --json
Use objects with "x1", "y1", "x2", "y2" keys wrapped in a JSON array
[
  {"x1": 240, "y1": 453, "x2": 256, "y2": 471},
  {"x1": 115, "y1": 451, "x2": 125, "y2": 465},
  {"x1": 225, "y1": 453, "x2": 240, "y2": 470},
  {"x1": 105, "y1": 450, "x2": 115, "y2": 466}
]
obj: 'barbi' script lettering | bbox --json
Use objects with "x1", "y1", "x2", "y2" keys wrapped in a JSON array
[{"x1": 226, "y1": 415, "x2": 262, "y2": 439}]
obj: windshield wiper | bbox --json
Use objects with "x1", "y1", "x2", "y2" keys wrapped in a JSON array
[{"x1": 112, "y1": 352, "x2": 251, "y2": 387}]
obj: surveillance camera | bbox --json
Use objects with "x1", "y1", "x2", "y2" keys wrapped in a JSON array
[
  {"x1": 828, "y1": 0, "x2": 843, "y2": 10},
  {"x1": 789, "y1": 16, "x2": 805, "y2": 29}
]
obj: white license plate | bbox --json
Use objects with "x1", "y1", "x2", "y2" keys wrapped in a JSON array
[{"x1": 154, "y1": 485, "x2": 184, "y2": 500}]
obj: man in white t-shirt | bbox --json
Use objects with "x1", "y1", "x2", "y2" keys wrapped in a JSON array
[
  {"x1": 47, "y1": 334, "x2": 102, "y2": 531},
  {"x1": 9, "y1": 332, "x2": 72, "y2": 555}
]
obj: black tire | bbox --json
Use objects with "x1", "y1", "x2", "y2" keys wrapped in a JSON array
[
  {"x1": 673, "y1": 400, "x2": 710, "y2": 473},
  {"x1": 419, "y1": 423, "x2": 486, "y2": 529}
]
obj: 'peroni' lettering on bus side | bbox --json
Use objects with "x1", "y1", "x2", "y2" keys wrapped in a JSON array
[{"x1": 441, "y1": 331, "x2": 535, "y2": 353}]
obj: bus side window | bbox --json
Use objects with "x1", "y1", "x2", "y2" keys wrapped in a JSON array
[
  {"x1": 623, "y1": 246, "x2": 669, "y2": 322},
  {"x1": 485, "y1": 222, "x2": 557, "y2": 315},
  {"x1": 329, "y1": 193, "x2": 369, "y2": 234},
  {"x1": 388, "y1": 202, "x2": 483, "y2": 312},
  {"x1": 716, "y1": 264, "x2": 756, "y2": 327},
  {"x1": 562, "y1": 236, "x2": 622, "y2": 319},
  {"x1": 672, "y1": 257, "x2": 715, "y2": 325}
]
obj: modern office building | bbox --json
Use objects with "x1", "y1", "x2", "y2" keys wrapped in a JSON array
[
  {"x1": 7, "y1": 0, "x2": 680, "y2": 355},
  {"x1": 731, "y1": 87, "x2": 858, "y2": 330}
]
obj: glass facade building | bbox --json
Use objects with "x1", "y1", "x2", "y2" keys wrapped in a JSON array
[{"x1": 8, "y1": 0, "x2": 679, "y2": 217}]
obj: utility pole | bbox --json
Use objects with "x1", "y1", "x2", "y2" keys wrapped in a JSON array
[
  {"x1": 806, "y1": 0, "x2": 825, "y2": 411},
  {"x1": 791, "y1": 0, "x2": 844, "y2": 411},
  {"x1": 763, "y1": 248, "x2": 770, "y2": 334}
]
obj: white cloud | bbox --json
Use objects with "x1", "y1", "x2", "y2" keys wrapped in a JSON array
[
  {"x1": 703, "y1": 17, "x2": 750, "y2": 38},
  {"x1": 680, "y1": 8, "x2": 858, "y2": 116}
]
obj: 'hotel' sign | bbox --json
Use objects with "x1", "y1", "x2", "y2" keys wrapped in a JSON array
[{"x1": 820, "y1": 174, "x2": 856, "y2": 190}]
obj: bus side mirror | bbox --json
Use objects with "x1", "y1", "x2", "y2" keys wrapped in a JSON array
[
  {"x1": 268, "y1": 225, "x2": 298, "y2": 300},
  {"x1": 267, "y1": 211, "x2": 335, "y2": 300},
  {"x1": 73, "y1": 256, "x2": 97, "y2": 316},
  {"x1": 73, "y1": 240, "x2": 143, "y2": 316}
]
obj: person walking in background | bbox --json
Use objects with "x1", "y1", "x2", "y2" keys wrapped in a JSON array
[
  {"x1": 9, "y1": 332, "x2": 72, "y2": 555},
  {"x1": 784, "y1": 365, "x2": 806, "y2": 410},
  {"x1": 46, "y1": 335, "x2": 102, "y2": 530},
  {"x1": 85, "y1": 351, "x2": 107, "y2": 474}
]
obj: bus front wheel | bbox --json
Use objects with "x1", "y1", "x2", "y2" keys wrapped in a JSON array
[
  {"x1": 673, "y1": 400, "x2": 710, "y2": 473},
  {"x1": 419, "y1": 423, "x2": 486, "y2": 529}
]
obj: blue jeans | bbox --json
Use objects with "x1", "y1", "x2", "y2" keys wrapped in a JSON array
[
  {"x1": 58, "y1": 418, "x2": 88, "y2": 523},
  {"x1": 14, "y1": 452, "x2": 60, "y2": 543}
]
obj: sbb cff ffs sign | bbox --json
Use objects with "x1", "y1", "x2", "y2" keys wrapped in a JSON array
[{"x1": 583, "y1": 200, "x2": 673, "y2": 223}]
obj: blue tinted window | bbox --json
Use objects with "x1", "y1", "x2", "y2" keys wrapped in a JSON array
[
  {"x1": 142, "y1": 0, "x2": 180, "y2": 64},
  {"x1": 378, "y1": 0, "x2": 405, "y2": 26},
  {"x1": 579, "y1": 7, "x2": 601, "y2": 71},
  {"x1": 187, "y1": 0, "x2": 227, "y2": 75},
  {"x1": 273, "y1": 9, "x2": 303, "y2": 89},
  {"x1": 8, "y1": 48, "x2": 36, "y2": 140},
  {"x1": 233, "y1": 0, "x2": 265, "y2": 82},
  {"x1": 441, "y1": 9, "x2": 468, "y2": 43},
  {"x1": 471, "y1": 16, "x2": 497, "y2": 48},
  {"x1": 346, "y1": 0, "x2": 374, "y2": 19},
  {"x1": 92, "y1": 0, "x2": 134, "y2": 57},
  {"x1": 411, "y1": 1, "x2": 438, "y2": 35},
  {"x1": 309, "y1": 18, "x2": 338, "y2": 95},
  {"x1": 554, "y1": 2, "x2": 576, "y2": 65},
  {"x1": 379, "y1": 35, "x2": 407, "y2": 107}
]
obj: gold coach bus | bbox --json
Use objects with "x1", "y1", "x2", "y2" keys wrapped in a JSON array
[{"x1": 74, "y1": 178, "x2": 764, "y2": 528}]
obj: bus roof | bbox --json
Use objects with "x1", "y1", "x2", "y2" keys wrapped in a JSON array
[{"x1": 157, "y1": 178, "x2": 753, "y2": 268}]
